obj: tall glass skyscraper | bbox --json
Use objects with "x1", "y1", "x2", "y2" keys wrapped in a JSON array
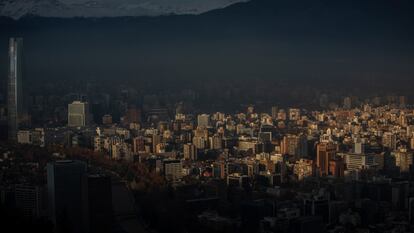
[
  {"x1": 47, "y1": 160, "x2": 87, "y2": 233},
  {"x1": 7, "y1": 37, "x2": 24, "y2": 141}
]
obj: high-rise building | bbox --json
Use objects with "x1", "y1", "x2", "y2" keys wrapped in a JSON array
[
  {"x1": 17, "y1": 128, "x2": 45, "y2": 147},
  {"x1": 155, "y1": 142, "x2": 166, "y2": 153},
  {"x1": 194, "y1": 127, "x2": 209, "y2": 138},
  {"x1": 316, "y1": 142, "x2": 337, "y2": 176},
  {"x1": 227, "y1": 174, "x2": 250, "y2": 188},
  {"x1": 68, "y1": 101, "x2": 90, "y2": 127},
  {"x1": 382, "y1": 132, "x2": 397, "y2": 150},
  {"x1": 183, "y1": 143, "x2": 197, "y2": 161},
  {"x1": 209, "y1": 134, "x2": 223, "y2": 150},
  {"x1": 81, "y1": 175, "x2": 113, "y2": 233},
  {"x1": 193, "y1": 136, "x2": 206, "y2": 150},
  {"x1": 163, "y1": 159, "x2": 183, "y2": 182},
  {"x1": 298, "y1": 134, "x2": 308, "y2": 158},
  {"x1": 281, "y1": 135, "x2": 299, "y2": 156},
  {"x1": 152, "y1": 134, "x2": 162, "y2": 153},
  {"x1": 197, "y1": 114, "x2": 210, "y2": 127},
  {"x1": 353, "y1": 141, "x2": 366, "y2": 154},
  {"x1": 409, "y1": 197, "x2": 414, "y2": 224},
  {"x1": 271, "y1": 106, "x2": 278, "y2": 119},
  {"x1": 17, "y1": 130, "x2": 31, "y2": 144},
  {"x1": 328, "y1": 159, "x2": 345, "y2": 177},
  {"x1": 14, "y1": 184, "x2": 44, "y2": 218},
  {"x1": 291, "y1": 216, "x2": 324, "y2": 233},
  {"x1": 258, "y1": 132, "x2": 272, "y2": 143},
  {"x1": 391, "y1": 149, "x2": 413, "y2": 173},
  {"x1": 341, "y1": 153, "x2": 378, "y2": 171},
  {"x1": 281, "y1": 134, "x2": 307, "y2": 158},
  {"x1": 47, "y1": 160, "x2": 87, "y2": 233},
  {"x1": 8, "y1": 37, "x2": 25, "y2": 141},
  {"x1": 132, "y1": 136, "x2": 145, "y2": 154}
]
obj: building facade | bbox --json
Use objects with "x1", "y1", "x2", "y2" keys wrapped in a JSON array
[{"x1": 8, "y1": 37, "x2": 25, "y2": 141}]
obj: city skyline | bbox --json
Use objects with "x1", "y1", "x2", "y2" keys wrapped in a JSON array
[{"x1": 1, "y1": 1, "x2": 414, "y2": 233}]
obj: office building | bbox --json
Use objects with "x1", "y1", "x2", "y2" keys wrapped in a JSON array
[
  {"x1": 7, "y1": 37, "x2": 25, "y2": 141},
  {"x1": 391, "y1": 149, "x2": 413, "y2": 173},
  {"x1": 132, "y1": 136, "x2": 145, "y2": 154},
  {"x1": 82, "y1": 175, "x2": 113, "y2": 233},
  {"x1": 328, "y1": 159, "x2": 345, "y2": 177},
  {"x1": 152, "y1": 134, "x2": 162, "y2": 153},
  {"x1": 17, "y1": 130, "x2": 31, "y2": 144},
  {"x1": 258, "y1": 132, "x2": 272, "y2": 143},
  {"x1": 281, "y1": 135, "x2": 299, "y2": 156},
  {"x1": 193, "y1": 136, "x2": 207, "y2": 150},
  {"x1": 47, "y1": 160, "x2": 87, "y2": 233},
  {"x1": 353, "y1": 141, "x2": 366, "y2": 154},
  {"x1": 382, "y1": 132, "x2": 397, "y2": 150},
  {"x1": 197, "y1": 114, "x2": 210, "y2": 127},
  {"x1": 14, "y1": 184, "x2": 43, "y2": 218},
  {"x1": 227, "y1": 174, "x2": 250, "y2": 188},
  {"x1": 316, "y1": 142, "x2": 337, "y2": 176},
  {"x1": 183, "y1": 143, "x2": 197, "y2": 161},
  {"x1": 209, "y1": 135, "x2": 223, "y2": 150},
  {"x1": 68, "y1": 101, "x2": 90, "y2": 127},
  {"x1": 17, "y1": 128, "x2": 45, "y2": 147},
  {"x1": 164, "y1": 159, "x2": 183, "y2": 182},
  {"x1": 291, "y1": 216, "x2": 324, "y2": 233},
  {"x1": 409, "y1": 197, "x2": 414, "y2": 224},
  {"x1": 341, "y1": 153, "x2": 378, "y2": 171}
]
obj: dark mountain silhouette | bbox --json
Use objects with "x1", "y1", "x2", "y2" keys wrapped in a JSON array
[{"x1": 0, "y1": 0, "x2": 413, "y2": 90}]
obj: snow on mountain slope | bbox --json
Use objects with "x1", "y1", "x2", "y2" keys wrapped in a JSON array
[{"x1": 0, "y1": 0, "x2": 248, "y2": 19}]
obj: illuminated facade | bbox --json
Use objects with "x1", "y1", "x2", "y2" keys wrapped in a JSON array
[{"x1": 68, "y1": 101, "x2": 90, "y2": 127}]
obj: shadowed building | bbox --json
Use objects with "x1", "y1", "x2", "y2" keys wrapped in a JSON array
[
  {"x1": 7, "y1": 37, "x2": 25, "y2": 141},
  {"x1": 47, "y1": 160, "x2": 87, "y2": 233},
  {"x1": 82, "y1": 174, "x2": 114, "y2": 233}
]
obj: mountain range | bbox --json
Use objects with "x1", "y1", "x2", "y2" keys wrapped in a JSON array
[
  {"x1": 0, "y1": 0, "x2": 413, "y2": 93},
  {"x1": 0, "y1": 0, "x2": 247, "y2": 19}
]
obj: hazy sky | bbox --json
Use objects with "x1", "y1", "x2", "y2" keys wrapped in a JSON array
[{"x1": 0, "y1": 0, "x2": 413, "y2": 89}]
